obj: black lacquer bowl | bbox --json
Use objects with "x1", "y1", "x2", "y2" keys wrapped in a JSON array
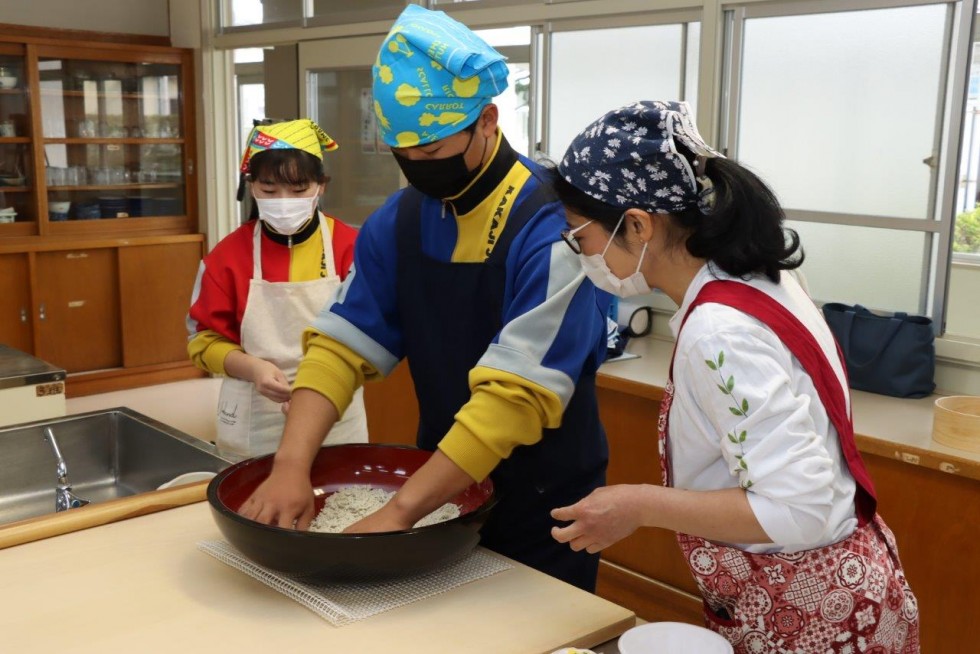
[{"x1": 207, "y1": 443, "x2": 496, "y2": 582}]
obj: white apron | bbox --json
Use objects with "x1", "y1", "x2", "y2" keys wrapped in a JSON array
[{"x1": 216, "y1": 214, "x2": 368, "y2": 458}]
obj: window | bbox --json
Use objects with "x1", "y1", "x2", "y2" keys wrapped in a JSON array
[
  {"x1": 220, "y1": 0, "x2": 302, "y2": 30},
  {"x1": 474, "y1": 27, "x2": 532, "y2": 156},
  {"x1": 234, "y1": 48, "x2": 266, "y2": 224},
  {"x1": 949, "y1": 15, "x2": 980, "y2": 338},
  {"x1": 721, "y1": 2, "x2": 967, "y2": 333},
  {"x1": 307, "y1": 0, "x2": 406, "y2": 26},
  {"x1": 545, "y1": 16, "x2": 700, "y2": 160}
]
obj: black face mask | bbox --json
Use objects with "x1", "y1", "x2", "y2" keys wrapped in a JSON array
[{"x1": 392, "y1": 129, "x2": 481, "y2": 199}]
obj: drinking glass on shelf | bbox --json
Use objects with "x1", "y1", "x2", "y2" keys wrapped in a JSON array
[
  {"x1": 91, "y1": 168, "x2": 110, "y2": 186},
  {"x1": 45, "y1": 167, "x2": 66, "y2": 186}
]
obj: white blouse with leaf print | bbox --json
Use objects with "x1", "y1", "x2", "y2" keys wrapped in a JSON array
[{"x1": 666, "y1": 264, "x2": 858, "y2": 554}]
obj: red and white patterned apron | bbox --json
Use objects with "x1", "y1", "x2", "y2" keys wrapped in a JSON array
[{"x1": 659, "y1": 281, "x2": 919, "y2": 653}]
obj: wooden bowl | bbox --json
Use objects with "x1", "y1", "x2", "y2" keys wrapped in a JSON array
[
  {"x1": 207, "y1": 443, "x2": 496, "y2": 581},
  {"x1": 932, "y1": 396, "x2": 980, "y2": 453}
]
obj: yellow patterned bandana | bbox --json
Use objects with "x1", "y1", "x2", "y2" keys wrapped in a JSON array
[
  {"x1": 240, "y1": 119, "x2": 339, "y2": 174},
  {"x1": 372, "y1": 5, "x2": 509, "y2": 148}
]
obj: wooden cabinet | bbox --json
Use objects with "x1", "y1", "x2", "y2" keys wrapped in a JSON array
[
  {"x1": 0, "y1": 29, "x2": 202, "y2": 395},
  {"x1": 0, "y1": 235, "x2": 205, "y2": 393},
  {"x1": 35, "y1": 248, "x2": 120, "y2": 372},
  {"x1": 0, "y1": 253, "x2": 32, "y2": 353},
  {"x1": 32, "y1": 45, "x2": 195, "y2": 239},
  {"x1": 118, "y1": 241, "x2": 201, "y2": 368},
  {"x1": 0, "y1": 37, "x2": 196, "y2": 238}
]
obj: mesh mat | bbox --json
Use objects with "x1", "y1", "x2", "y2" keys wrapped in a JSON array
[{"x1": 198, "y1": 540, "x2": 512, "y2": 627}]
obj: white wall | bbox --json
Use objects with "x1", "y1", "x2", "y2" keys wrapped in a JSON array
[{"x1": 0, "y1": 0, "x2": 170, "y2": 36}]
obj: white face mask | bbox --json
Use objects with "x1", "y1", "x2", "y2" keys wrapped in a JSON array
[
  {"x1": 579, "y1": 213, "x2": 652, "y2": 298},
  {"x1": 255, "y1": 191, "x2": 319, "y2": 235}
]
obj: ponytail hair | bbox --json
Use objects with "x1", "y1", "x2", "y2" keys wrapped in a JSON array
[{"x1": 670, "y1": 156, "x2": 803, "y2": 283}]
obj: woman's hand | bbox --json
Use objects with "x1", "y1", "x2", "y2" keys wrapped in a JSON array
[
  {"x1": 248, "y1": 359, "x2": 291, "y2": 403},
  {"x1": 550, "y1": 484, "x2": 649, "y2": 554},
  {"x1": 238, "y1": 465, "x2": 315, "y2": 530}
]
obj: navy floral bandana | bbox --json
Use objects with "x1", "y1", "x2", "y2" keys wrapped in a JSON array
[{"x1": 558, "y1": 100, "x2": 724, "y2": 214}]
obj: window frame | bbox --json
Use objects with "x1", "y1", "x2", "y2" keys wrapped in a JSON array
[{"x1": 719, "y1": 0, "x2": 972, "y2": 334}]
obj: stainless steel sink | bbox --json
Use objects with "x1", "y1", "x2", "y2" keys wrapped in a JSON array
[{"x1": 0, "y1": 407, "x2": 235, "y2": 527}]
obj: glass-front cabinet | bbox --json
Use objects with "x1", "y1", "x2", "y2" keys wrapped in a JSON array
[
  {"x1": 0, "y1": 34, "x2": 202, "y2": 396},
  {"x1": 0, "y1": 44, "x2": 36, "y2": 234},
  {"x1": 0, "y1": 44, "x2": 195, "y2": 238}
]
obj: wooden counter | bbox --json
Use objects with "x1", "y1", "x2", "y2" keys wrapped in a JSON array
[
  {"x1": 0, "y1": 503, "x2": 634, "y2": 653},
  {"x1": 599, "y1": 337, "x2": 980, "y2": 481}
]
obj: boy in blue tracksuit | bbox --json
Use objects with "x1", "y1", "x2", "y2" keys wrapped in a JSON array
[{"x1": 239, "y1": 5, "x2": 610, "y2": 591}]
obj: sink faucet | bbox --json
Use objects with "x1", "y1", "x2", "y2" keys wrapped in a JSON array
[{"x1": 43, "y1": 427, "x2": 90, "y2": 512}]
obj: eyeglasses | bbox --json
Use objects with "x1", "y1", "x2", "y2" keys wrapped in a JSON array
[{"x1": 560, "y1": 220, "x2": 593, "y2": 254}]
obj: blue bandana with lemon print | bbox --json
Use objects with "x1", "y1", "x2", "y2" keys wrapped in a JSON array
[{"x1": 372, "y1": 5, "x2": 509, "y2": 148}]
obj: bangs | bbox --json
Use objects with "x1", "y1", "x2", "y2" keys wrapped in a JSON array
[{"x1": 248, "y1": 149, "x2": 324, "y2": 185}]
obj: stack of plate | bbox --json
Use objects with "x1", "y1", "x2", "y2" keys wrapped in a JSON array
[
  {"x1": 98, "y1": 196, "x2": 129, "y2": 219},
  {"x1": 148, "y1": 197, "x2": 181, "y2": 216},
  {"x1": 126, "y1": 196, "x2": 153, "y2": 217},
  {"x1": 74, "y1": 202, "x2": 101, "y2": 220}
]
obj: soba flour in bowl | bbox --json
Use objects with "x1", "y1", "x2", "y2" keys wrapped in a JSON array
[{"x1": 309, "y1": 485, "x2": 461, "y2": 533}]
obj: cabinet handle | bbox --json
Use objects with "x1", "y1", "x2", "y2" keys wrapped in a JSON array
[
  {"x1": 65, "y1": 252, "x2": 89, "y2": 259},
  {"x1": 39, "y1": 303, "x2": 46, "y2": 321},
  {"x1": 20, "y1": 307, "x2": 28, "y2": 323},
  {"x1": 68, "y1": 300, "x2": 85, "y2": 308}
]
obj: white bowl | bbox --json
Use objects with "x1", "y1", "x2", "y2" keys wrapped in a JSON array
[
  {"x1": 0, "y1": 214, "x2": 14, "y2": 224},
  {"x1": 49, "y1": 201, "x2": 71, "y2": 213},
  {"x1": 0, "y1": 76, "x2": 16, "y2": 89},
  {"x1": 618, "y1": 622, "x2": 733, "y2": 654}
]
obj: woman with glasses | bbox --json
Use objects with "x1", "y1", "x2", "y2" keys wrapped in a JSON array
[{"x1": 548, "y1": 101, "x2": 919, "y2": 653}]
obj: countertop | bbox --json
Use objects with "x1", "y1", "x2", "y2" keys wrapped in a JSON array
[
  {"x1": 0, "y1": 502, "x2": 635, "y2": 654},
  {"x1": 597, "y1": 336, "x2": 980, "y2": 482},
  {"x1": 0, "y1": 344, "x2": 65, "y2": 390}
]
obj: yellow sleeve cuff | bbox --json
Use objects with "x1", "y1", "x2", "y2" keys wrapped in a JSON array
[
  {"x1": 188, "y1": 331, "x2": 243, "y2": 375},
  {"x1": 438, "y1": 368, "x2": 563, "y2": 482},
  {"x1": 294, "y1": 329, "x2": 380, "y2": 416}
]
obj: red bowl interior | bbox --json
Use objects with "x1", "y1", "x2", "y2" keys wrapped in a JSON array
[{"x1": 216, "y1": 443, "x2": 493, "y2": 518}]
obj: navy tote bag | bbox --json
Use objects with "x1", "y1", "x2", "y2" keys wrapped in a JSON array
[{"x1": 822, "y1": 303, "x2": 936, "y2": 398}]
